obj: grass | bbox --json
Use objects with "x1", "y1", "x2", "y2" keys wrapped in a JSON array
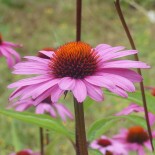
[{"x1": 0, "y1": 0, "x2": 155, "y2": 154}]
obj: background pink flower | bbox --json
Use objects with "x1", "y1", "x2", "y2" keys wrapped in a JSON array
[
  {"x1": 114, "y1": 126, "x2": 155, "y2": 155},
  {"x1": 0, "y1": 33, "x2": 21, "y2": 68},
  {"x1": 116, "y1": 103, "x2": 155, "y2": 125},
  {"x1": 9, "y1": 97, "x2": 73, "y2": 122},
  {"x1": 9, "y1": 149, "x2": 40, "y2": 155},
  {"x1": 8, "y1": 42, "x2": 150, "y2": 104},
  {"x1": 90, "y1": 135, "x2": 128, "y2": 155}
]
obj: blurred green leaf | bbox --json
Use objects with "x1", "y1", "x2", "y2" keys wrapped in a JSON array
[
  {"x1": 0, "y1": 109, "x2": 74, "y2": 139},
  {"x1": 11, "y1": 120, "x2": 23, "y2": 151},
  {"x1": 104, "y1": 91, "x2": 155, "y2": 114},
  {"x1": 87, "y1": 115, "x2": 146, "y2": 141},
  {"x1": 89, "y1": 149, "x2": 102, "y2": 155}
]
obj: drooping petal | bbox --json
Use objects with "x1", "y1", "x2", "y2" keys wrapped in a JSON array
[
  {"x1": 15, "y1": 102, "x2": 33, "y2": 111},
  {"x1": 100, "y1": 68, "x2": 142, "y2": 82},
  {"x1": 58, "y1": 77, "x2": 75, "y2": 90},
  {"x1": 4, "y1": 46, "x2": 21, "y2": 62},
  {"x1": 3, "y1": 41, "x2": 22, "y2": 48},
  {"x1": 34, "y1": 88, "x2": 53, "y2": 105},
  {"x1": 85, "y1": 75, "x2": 115, "y2": 89},
  {"x1": 50, "y1": 85, "x2": 64, "y2": 103},
  {"x1": 32, "y1": 79, "x2": 60, "y2": 99},
  {"x1": 97, "y1": 46, "x2": 125, "y2": 56},
  {"x1": 24, "y1": 56, "x2": 50, "y2": 64},
  {"x1": 72, "y1": 80, "x2": 87, "y2": 103},
  {"x1": 98, "y1": 73, "x2": 136, "y2": 92},
  {"x1": 54, "y1": 104, "x2": 73, "y2": 121},
  {"x1": 100, "y1": 50, "x2": 138, "y2": 62},
  {"x1": 8, "y1": 75, "x2": 53, "y2": 88},
  {"x1": 95, "y1": 44, "x2": 111, "y2": 53},
  {"x1": 101, "y1": 60, "x2": 150, "y2": 69},
  {"x1": 84, "y1": 80, "x2": 103, "y2": 102},
  {"x1": 0, "y1": 47, "x2": 14, "y2": 68},
  {"x1": 108, "y1": 86, "x2": 128, "y2": 98}
]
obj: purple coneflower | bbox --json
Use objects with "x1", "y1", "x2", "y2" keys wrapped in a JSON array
[
  {"x1": 9, "y1": 97, "x2": 73, "y2": 122},
  {"x1": 9, "y1": 149, "x2": 40, "y2": 155},
  {"x1": 8, "y1": 42, "x2": 149, "y2": 103},
  {"x1": 90, "y1": 135, "x2": 128, "y2": 155},
  {"x1": 116, "y1": 103, "x2": 155, "y2": 125},
  {"x1": 114, "y1": 126, "x2": 155, "y2": 155},
  {"x1": 0, "y1": 33, "x2": 21, "y2": 68}
]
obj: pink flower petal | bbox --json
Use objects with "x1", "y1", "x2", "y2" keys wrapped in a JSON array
[
  {"x1": 98, "y1": 73, "x2": 135, "y2": 92},
  {"x1": 95, "y1": 44, "x2": 111, "y2": 53},
  {"x1": 4, "y1": 46, "x2": 21, "y2": 62},
  {"x1": 101, "y1": 60, "x2": 150, "y2": 69},
  {"x1": 58, "y1": 77, "x2": 75, "y2": 90},
  {"x1": 3, "y1": 41, "x2": 22, "y2": 48},
  {"x1": 84, "y1": 80, "x2": 103, "y2": 102},
  {"x1": 34, "y1": 88, "x2": 53, "y2": 105},
  {"x1": 72, "y1": 80, "x2": 87, "y2": 103},
  {"x1": 54, "y1": 104, "x2": 73, "y2": 121},
  {"x1": 50, "y1": 85, "x2": 64, "y2": 102},
  {"x1": 100, "y1": 50, "x2": 138, "y2": 62},
  {"x1": 32, "y1": 79, "x2": 60, "y2": 99},
  {"x1": 8, "y1": 75, "x2": 53, "y2": 88},
  {"x1": 101, "y1": 68, "x2": 142, "y2": 82},
  {"x1": 39, "y1": 50, "x2": 54, "y2": 58},
  {"x1": 0, "y1": 47, "x2": 14, "y2": 68},
  {"x1": 24, "y1": 56, "x2": 50, "y2": 64},
  {"x1": 85, "y1": 75, "x2": 115, "y2": 89}
]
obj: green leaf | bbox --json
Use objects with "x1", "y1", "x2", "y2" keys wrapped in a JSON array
[
  {"x1": 89, "y1": 149, "x2": 102, "y2": 155},
  {"x1": 11, "y1": 120, "x2": 23, "y2": 151},
  {"x1": 88, "y1": 115, "x2": 146, "y2": 141},
  {"x1": 104, "y1": 91, "x2": 155, "y2": 114},
  {"x1": 0, "y1": 109, "x2": 74, "y2": 139}
]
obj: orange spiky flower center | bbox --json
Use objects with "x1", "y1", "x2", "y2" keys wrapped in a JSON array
[
  {"x1": 127, "y1": 126, "x2": 149, "y2": 144},
  {"x1": 0, "y1": 34, "x2": 3, "y2": 45},
  {"x1": 97, "y1": 139, "x2": 112, "y2": 147},
  {"x1": 38, "y1": 47, "x2": 55, "y2": 59},
  {"x1": 16, "y1": 150, "x2": 31, "y2": 155},
  {"x1": 50, "y1": 41, "x2": 99, "y2": 79}
]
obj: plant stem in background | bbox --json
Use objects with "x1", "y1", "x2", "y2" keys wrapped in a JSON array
[
  {"x1": 74, "y1": 97, "x2": 88, "y2": 155},
  {"x1": 40, "y1": 127, "x2": 44, "y2": 155},
  {"x1": 46, "y1": 129, "x2": 50, "y2": 145},
  {"x1": 74, "y1": 1, "x2": 88, "y2": 154},
  {"x1": 114, "y1": 0, "x2": 154, "y2": 151}
]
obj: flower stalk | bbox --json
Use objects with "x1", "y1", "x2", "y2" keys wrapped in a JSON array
[
  {"x1": 74, "y1": 97, "x2": 88, "y2": 155},
  {"x1": 40, "y1": 127, "x2": 44, "y2": 155},
  {"x1": 74, "y1": 0, "x2": 88, "y2": 154},
  {"x1": 114, "y1": 0, "x2": 154, "y2": 151}
]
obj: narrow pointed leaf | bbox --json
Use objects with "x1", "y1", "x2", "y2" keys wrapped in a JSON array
[
  {"x1": 0, "y1": 109, "x2": 74, "y2": 139},
  {"x1": 88, "y1": 115, "x2": 146, "y2": 141}
]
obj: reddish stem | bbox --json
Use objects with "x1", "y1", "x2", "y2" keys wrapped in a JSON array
[
  {"x1": 114, "y1": 0, "x2": 154, "y2": 151},
  {"x1": 74, "y1": 0, "x2": 88, "y2": 154},
  {"x1": 39, "y1": 127, "x2": 44, "y2": 155}
]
